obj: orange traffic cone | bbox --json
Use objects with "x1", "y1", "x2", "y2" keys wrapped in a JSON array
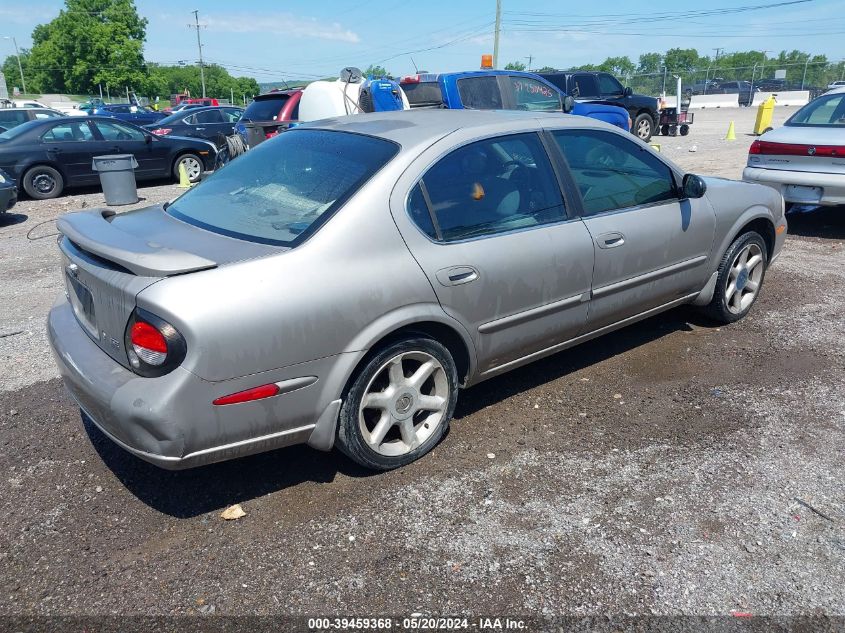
[{"x1": 725, "y1": 121, "x2": 736, "y2": 141}]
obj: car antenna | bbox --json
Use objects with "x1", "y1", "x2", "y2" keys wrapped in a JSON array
[{"x1": 410, "y1": 57, "x2": 419, "y2": 74}]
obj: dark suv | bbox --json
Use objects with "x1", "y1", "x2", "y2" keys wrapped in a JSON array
[{"x1": 539, "y1": 71, "x2": 659, "y2": 141}]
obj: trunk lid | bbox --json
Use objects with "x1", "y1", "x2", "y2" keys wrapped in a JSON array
[
  {"x1": 748, "y1": 126, "x2": 845, "y2": 175},
  {"x1": 57, "y1": 206, "x2": 281, "y2": 367}
]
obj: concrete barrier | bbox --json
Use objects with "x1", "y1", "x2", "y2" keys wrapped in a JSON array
[
  {"x1": 687, "y1": 93, "x2": 740, "y2": 109},
  {"x1": 751, "y1": 90, "x2": 810, "y2": 107}
]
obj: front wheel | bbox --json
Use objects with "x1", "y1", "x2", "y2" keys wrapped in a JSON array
[
  {"x1": 633, "y1": 113, "x2": 653, "y2": 141},
  {"x1": 336, "y1": 337, "x2": 458, "y2": 470},
  {"x1": 23, "y1": 165, "x2": 64, "y2": 200},
  {"x1": 701, "y1": 231, "x2": 768, "y2": 324},
  {"x1": 173, "y1": 153, "x2": 203, "y2": 183}
]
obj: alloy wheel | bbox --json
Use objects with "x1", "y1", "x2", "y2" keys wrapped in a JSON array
[
  {"x1": 725, "y1": 242, "x2": 764, "y2": 314},
  {"x1": 636, "y1": 118, "x2": 651, "y2": 139},
  {"x1": 358, "y1": 350, "x2": 449, "y2": 457}
]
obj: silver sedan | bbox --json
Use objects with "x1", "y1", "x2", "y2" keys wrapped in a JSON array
[{"x1": 48, "y1": 109, "x2": 787, "y2": 471}]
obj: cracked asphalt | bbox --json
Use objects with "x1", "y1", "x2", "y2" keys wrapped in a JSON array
[{"x1": 1, "y1": 108, "x2": 843, "y2": 628}]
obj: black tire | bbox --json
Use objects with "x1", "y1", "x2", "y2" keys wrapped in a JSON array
[
  {"x1": 22, "y1": 165, "x2": 64, "y2": 200},
  {"x1": 701, "y1": 231, "x2": 768, "y2": 324},
  {"x1": 661, "y1": 124, "x2": 670, "y2": 136},
  {"x1": 336, "y1": 336, "x2": 459, "y2": 471},
  {"x1": 680, "y1": 124, "x2": 690, "y2": 136},
  {"x1": 173, "y1": 153, "x2": 203, "y2": 183},
  {"x1": 633, "y1": 113, "x2": 653, "y2": 142}
]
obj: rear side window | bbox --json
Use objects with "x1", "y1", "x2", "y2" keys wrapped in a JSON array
[
  {"x1": 186, "y1": 109, "x2": 223, "y2": 124},
  {"x1": 92, "y1": 120, "x2": 146, "y2": 141},
  {"x1": 168, "y1": 130, "x2": 398, "y2": 247},
  {"x1": 457, "y1": 77, "x2": 503, "y2": 110},
  {"x1": 409, "y1": 133, "x2": 565, "y2": 242},
  {"x1": 509, "y1": 76, "x2": 561, "y2": 112},
  {"x1": 553, "y1": 130, "x2": 676, "y2": 216},
  {"x1": 572, "y1": 74, "x2": 599, "y2": 98},
  {"x1": 402, "y1": 81, "x2": 443, "y2": 107},
  {"x1": 243, "y1": 96, "x2": 288, "y2": 121},
  {"x1": 42, "y1": 121, "x2": 94, "y2": 142}
]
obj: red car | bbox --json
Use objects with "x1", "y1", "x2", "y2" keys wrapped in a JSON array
[{"x1": 235, "y1": 89, "x2": 302, "y2": 146}]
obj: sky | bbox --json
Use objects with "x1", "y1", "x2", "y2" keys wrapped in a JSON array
[{"x1": 1, "y1": 0, "x2": 843, "y2": 82}]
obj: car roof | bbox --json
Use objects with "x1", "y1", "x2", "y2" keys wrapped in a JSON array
[
  {"x1": 254, "y1": 90, "x2": 301, "y2": 100},
  {"x1": 300, "y1": 108, "x2": 612, "y2": 148},
  {"x1": 0, "y1": 107, "x2": 59, "y2": 112}
]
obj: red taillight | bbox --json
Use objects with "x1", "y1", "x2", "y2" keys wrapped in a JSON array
[
  {"x1": 400, "y1": 75, "x2": 421, "y2": 84},
  {"x1": 152, "y1": 128, "x2": 172, "y2": 136},
  {"x1": 750, "y1": 140, "x2": 843, "y2": 157},
  {"x1": 130, "y1": 321, "x2": 167, "y2": 366},
  {"x1": 213, "y1": 383, "x2": 281, "y2": 406},
  {"x1": 265, "y1": 130, "x2": 279, "y2": 139}
]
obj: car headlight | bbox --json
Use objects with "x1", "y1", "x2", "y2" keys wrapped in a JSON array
[{"x1": 0, "y1": 173, "x2": 5, "y2": 184}]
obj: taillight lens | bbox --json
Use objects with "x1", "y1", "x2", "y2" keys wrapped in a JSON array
[
  {"x1": 124, "y1": 309, "x2": 187, "y2": 377},
  {"x1": 750, "y1": 140, "x2": 843, "y2": 157},
  {"x1": 152, "y1": 128, "x2": 172, "y2": 136},
  {"x1": 130, "y1": 321, "x2": 167, "y2": 366}
]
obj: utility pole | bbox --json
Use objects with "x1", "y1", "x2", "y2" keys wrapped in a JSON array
[
  {"x1": 1, "y1": 36, "x2": 26, "y2": 94},
  {"x1": 492, "y1": 0, "x2": 501, "y2": 70},
  {"x1": 801, "y1": 54, "x2": 812, "y2": 89},
  {"x1": 190, "y1": 10, "x2": 207, "y2": 98},
  {"x1": 524, "y1": 54, "x2": 533, "y2": 72}
]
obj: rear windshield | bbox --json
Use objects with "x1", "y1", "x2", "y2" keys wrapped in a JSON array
[
  {"x1": 0, "y1": 120, "x2": 39, "y2": 142},
  {"x1": 786, "y1": 93, "x2": 845, "y2": 127},
  {"x1": 242, "y1": 96, "x2": 289, "y2": 121},
  {"x1": 167, "y1": 129, "x2": 398, "y2": 246},
  {"x1": 403, "y1": 82, "x2": 443, "y2": 107}
]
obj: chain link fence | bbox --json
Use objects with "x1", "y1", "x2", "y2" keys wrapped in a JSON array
[{"x1": 617, "y1": 61, "x2": 845, "y2": 99}]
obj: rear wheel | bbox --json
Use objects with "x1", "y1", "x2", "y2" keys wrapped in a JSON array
[
  {"x1": 22, "y1": 165, "x2": 64, "y2": 200},
  {"x1": 680, "y1": 124, "x2": 690, "y2": 136},
  {"x1": 661, "y1": 124, "x2": 670, "y2": 136},
  {"x1": 633, "y1": 113, "x2": 653, "y2": 141},
  {"x1": 701, "y1": 231, "x2": 768, "y2": 324},
  {"x1": 336, "y1": 337, "x2": 458, "y2": 470},
  {"x1": 173, "y1": 153, "x2": 203, "y2": 183}
]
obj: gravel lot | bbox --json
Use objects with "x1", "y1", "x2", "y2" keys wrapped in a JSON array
[{"x1": 1, "y1": 107, "x2": 844, "y2": 626}]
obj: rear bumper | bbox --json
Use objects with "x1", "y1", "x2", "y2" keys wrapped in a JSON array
[
  {"x1": 0, "y1": 183, "x2": 16, "y2": 212},
  {"x1": 48, "y1": 297, "x2": 347, "y2": 469},
  {"x1": 743, "y1": 167, "x2": 845, "y2": 206}
]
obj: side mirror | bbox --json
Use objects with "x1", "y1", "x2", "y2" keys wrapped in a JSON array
[
  {"x1": 624, "y1": 86, "x2": 633, "y2": 97},
  {"x1": 562, "y1": 96, "x2": 574, "y2": 113},
  {"x1": 682, "y1": 173, "x2": 707, "y2": 199}
]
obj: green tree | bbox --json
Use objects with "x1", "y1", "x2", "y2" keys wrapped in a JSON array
[
  {"x1": 598, "y1": 56, "x2": 635, "y2": 77},
  {"x1": 2, "y1": 49, "x2": 36, "y2": 93},
  {"x1": 637, "y1": 53, "x2": 662, "y2": 75},
  {"x1": 363, "y1": 64, "x2": 391, "y2": 78},
  {"x1": 28, "y1": 0, "x2": 147, "y2": 94},
  {"x1": 663, "y1": 48, "x2": 701, "y2": 74},
  {"x1": 535, "y1": 66, "x2": 557, "y2": 73},
  {"x1": 504, "y1": 61, "x2": 526, "y2": 71}
]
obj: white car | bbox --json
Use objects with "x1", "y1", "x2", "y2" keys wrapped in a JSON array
[
  {"x1": 743, "y1": 90, "x2": 845, "y2": 208},
  {"x1": 13, "y1": 100, "x2": 51, "y2": 109},
  {"x1": 827, "y1": 80, "x2": 845, "y2": 90}
]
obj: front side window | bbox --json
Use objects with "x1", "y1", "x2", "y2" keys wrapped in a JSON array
[
  {"x1": 509, "y1": 76, "x2": 561, "y2": 112},
  {"x1": 0, "y1": 111, "x2": 29, "y2": 128},
  {"x1": 409, "y1": 133, "x2": 565, "y2": 242},
  {"x1": 168, "y1": 129, "x2": 398, "y2": 246},
  {"x1": 553, "y1": 130, "x2": 676, "y2": 216},
  {"x1": 41, "y1": 121, "x2": 94, "y2": 142},
  {"x1": 93, "y1": 120, "x2": 147, "y2": 141},
  {"x1": 456, "y1": 76, "x2": 503, "y2": 110},
  {"x1": 34, "y1": 111, "x2": 60, "y2": 120},
  {"x1": 786, "y1": 93, "x2": 845, "y2": 127},
  {"x1": 599, "y1": 74, "x2": 624, "y2": 95}
]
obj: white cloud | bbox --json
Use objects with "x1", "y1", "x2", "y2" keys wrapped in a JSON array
[{"x1": 202, "y1": 13, "x2": 360, "y2": 43}]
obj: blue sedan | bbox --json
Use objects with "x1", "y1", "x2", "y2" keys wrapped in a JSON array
[{"x1": 87, "y1": 104, "x2": 167, "y2": 126}]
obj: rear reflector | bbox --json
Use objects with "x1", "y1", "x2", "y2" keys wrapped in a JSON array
[
  {"x1": 213, "y1": 383, "x2": 281, "y2": 406},
  {"x1": 749, "y1": 140, "x2": 843, "y2": 157},
  {"x1": 130, "y1": 321, "x2": 167, "y2": 366}
]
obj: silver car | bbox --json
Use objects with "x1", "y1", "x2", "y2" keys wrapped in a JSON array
[
  {"x1": 743, "y1": 89, "x2": 845, "y2": 207},
  {"x1": 48, "y1": 110, "x2": 787, "y2": 471}
]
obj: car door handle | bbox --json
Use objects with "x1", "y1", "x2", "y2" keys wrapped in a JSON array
[
  {"x1": 435, "y1": 266, "x2": 479, "y2": 286},
  {"x1": 597, "y1": 232, "x2": 626, "y2": 249},
  {"x1": 195, "y1": 127, "x2": 205, "y2": 130},
  {"x1": 48, "y1": 147, "x2": 62, "y2": 154}
]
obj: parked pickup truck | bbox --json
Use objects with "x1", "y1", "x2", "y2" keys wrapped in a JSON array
[
  {"x1": 539, "y1": 71, "x2": 659, "y2": 141},
  {"x1": 400, "y1": 70, "x2": 631, "y2": 132}
]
